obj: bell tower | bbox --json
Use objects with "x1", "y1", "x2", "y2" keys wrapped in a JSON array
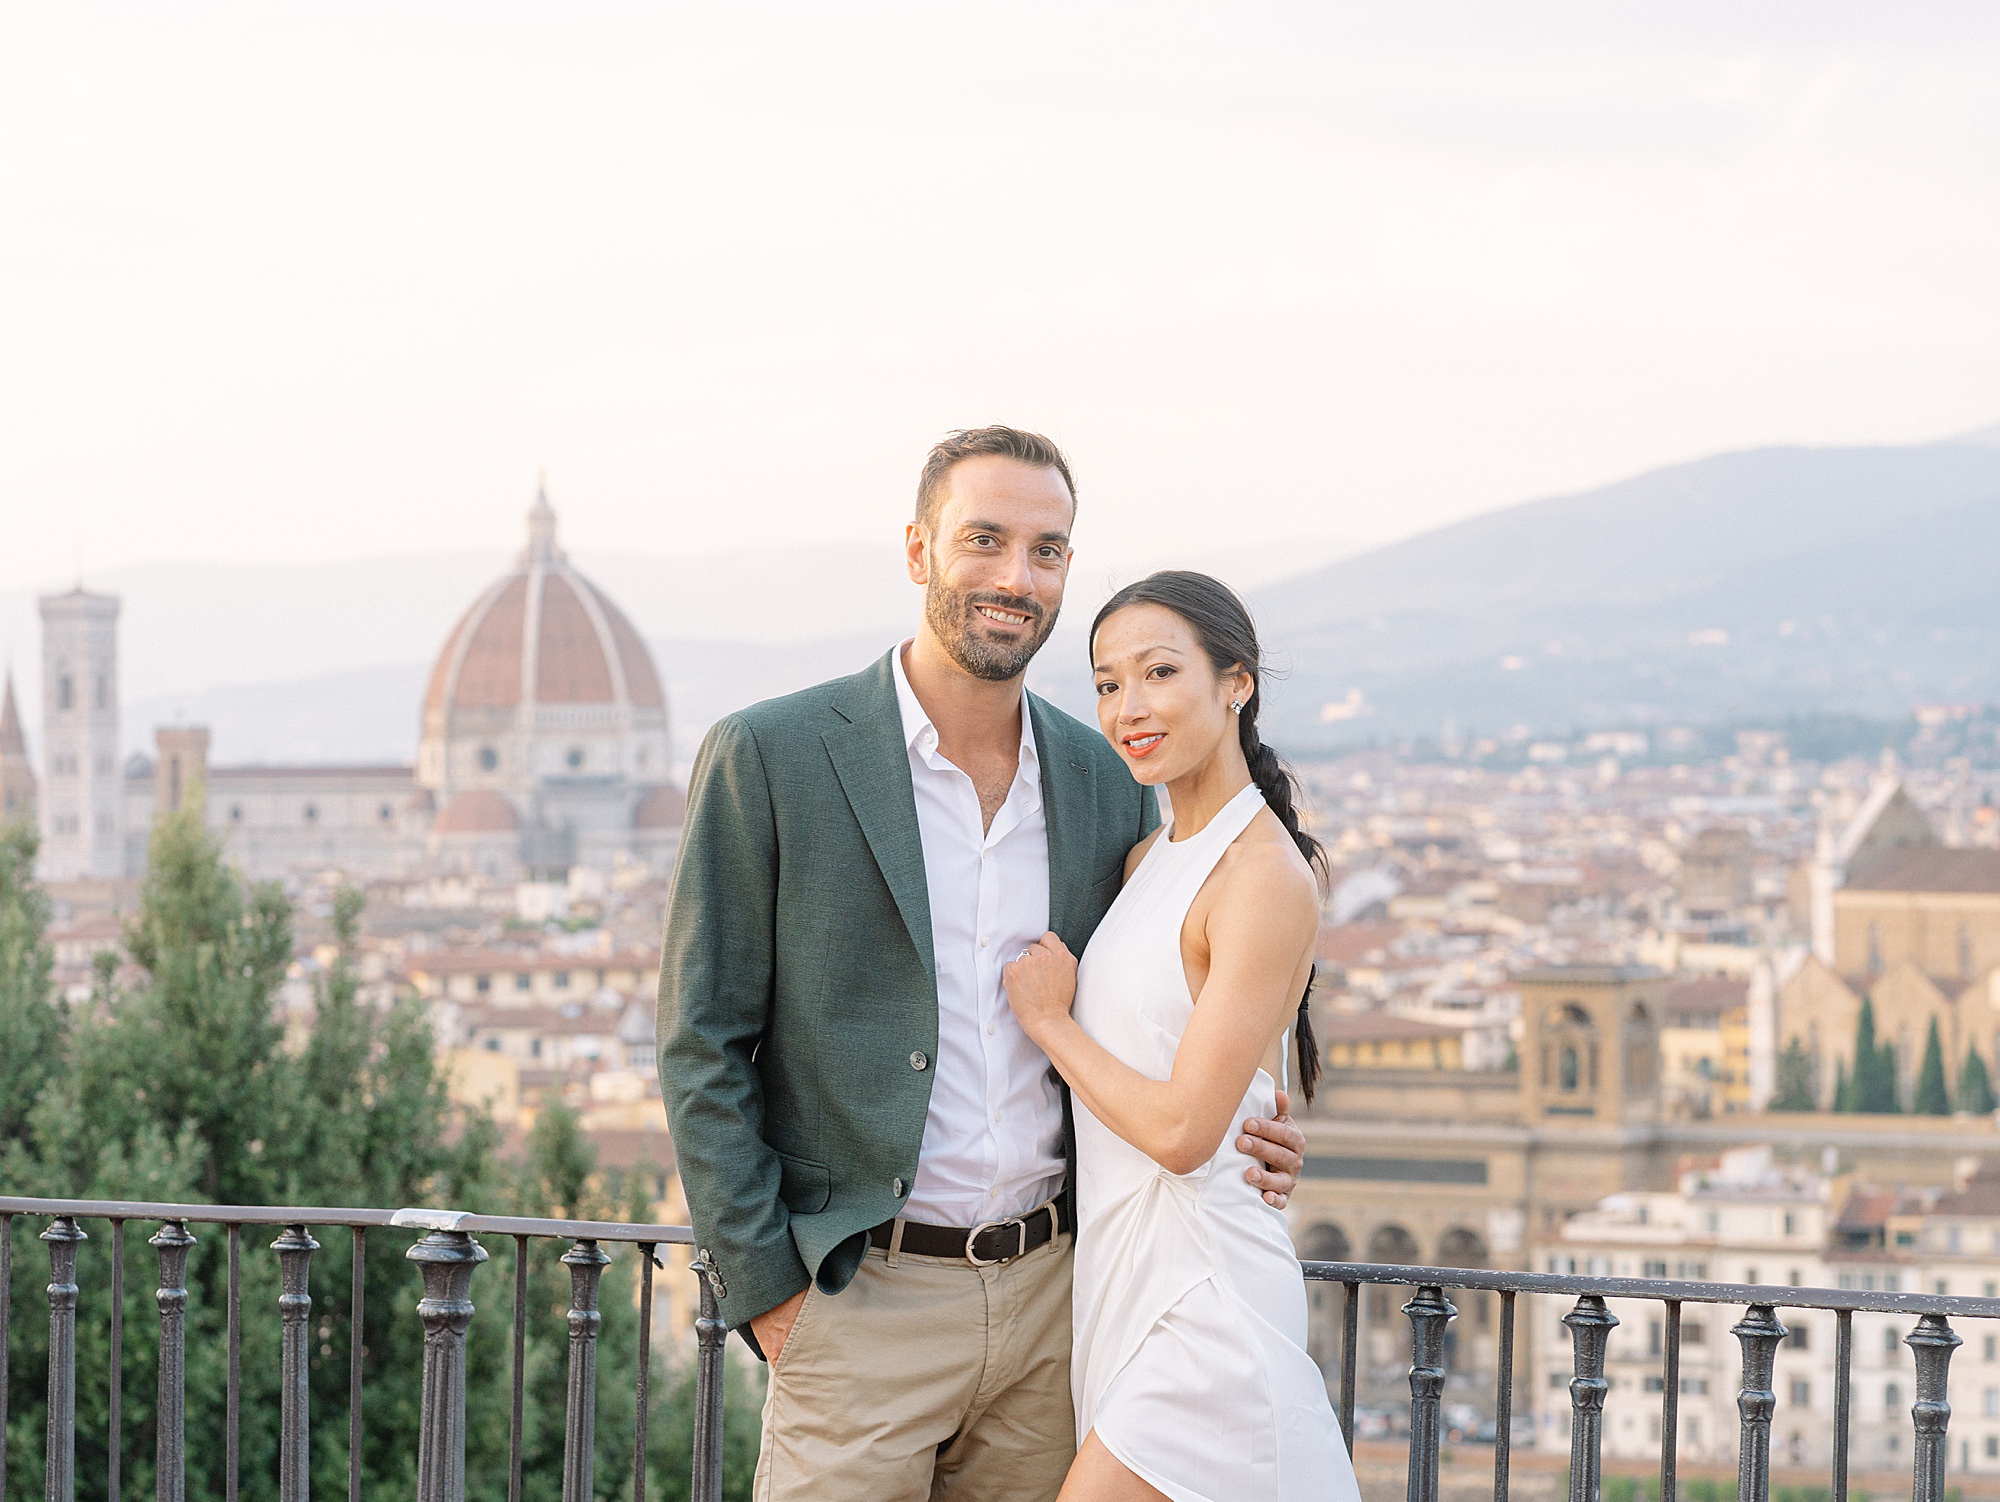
[
  {"x1": 38, "y1": 588, "x2": 124, "y2": 880},
  {"x1": 1519, "y1": 965, "x2": 1665, "y2": 1126}
]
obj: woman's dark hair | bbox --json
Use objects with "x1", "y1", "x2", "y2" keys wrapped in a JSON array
[{"x1": 1089, "y1": 570, "x2": 1327, "y2": 1104}]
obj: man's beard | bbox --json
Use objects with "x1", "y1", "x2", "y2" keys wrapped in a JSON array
[{"x1": 924, "y1": 569, "x2": 1060, "y2": 683}]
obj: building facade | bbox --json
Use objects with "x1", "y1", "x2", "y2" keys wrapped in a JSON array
[{"x1": 37, "y1": 589, "x2": 123, "y2": 880}]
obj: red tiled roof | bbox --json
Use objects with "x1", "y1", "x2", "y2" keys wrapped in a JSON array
[
  {"x1": 1321, "y1": 1012, "x2": 1463, "y2": 1043},
  {"x1": 1663, "y1": 976, "x2": 1747, "y2": 1024},
  {"x1": 1316, "y1": 922, "x2": 1404, "y2": 967}
]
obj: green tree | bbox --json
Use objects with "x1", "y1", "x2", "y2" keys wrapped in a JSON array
[
  {"x1": 1914, "y1": 1018, "x2": 1951, "y2": 1115},
  {"x1": 1959, "y1": 1044, "x2": 1998, "y2": 1115},
  {"x1": 3, "y1": 805, "x2": 757, "y2": 1501},
  {"x1": 1847, "y1": 997, "x2": 1902, "y2": 1114},
  {"x1": 0, "y1": 818, "x2": 64, "y2": 1151},
  {"x1": 1770, "y1": 1039, "x2": 1818, "y2": 1111}
]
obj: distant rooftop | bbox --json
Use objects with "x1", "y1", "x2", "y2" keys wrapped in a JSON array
[{"x1": 1845, "y1": 846, "x2": 2000, "y2": 895}]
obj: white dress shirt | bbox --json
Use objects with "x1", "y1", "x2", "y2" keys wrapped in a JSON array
[{"x1": 892, "y1": 642, "x2": 1067, "y2": 1226}]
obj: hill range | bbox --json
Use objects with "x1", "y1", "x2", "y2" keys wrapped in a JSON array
[
  {"x1": 5, "y1": 429, "x2": 2000, "y2": 767},
  {"x1": 1234, "y1": 428, "x2": 2000, "y2": 748}
]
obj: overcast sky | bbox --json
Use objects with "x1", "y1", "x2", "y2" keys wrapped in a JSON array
[{"x1": 4, "y1": 2, "x2": 1998, "y2": 596}]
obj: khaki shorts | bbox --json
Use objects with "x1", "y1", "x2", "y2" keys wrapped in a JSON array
[{"x1": 753, "y1": 1232, "x2": 1076, "y2": 1502}]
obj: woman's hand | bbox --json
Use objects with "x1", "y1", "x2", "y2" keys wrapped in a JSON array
[{"x1": 1003, "y1": 932, "x2": 1078, "y2": 1045}]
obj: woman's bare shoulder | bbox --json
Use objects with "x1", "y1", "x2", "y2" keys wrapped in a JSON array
[{"x1": 1212, "y1": 814, "x2": 1319, "y2": 922}]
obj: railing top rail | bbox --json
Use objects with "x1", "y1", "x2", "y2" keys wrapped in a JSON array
[
  {"x1": 1304, "y1": 1259, "x2": 2000, "y2": 1320},
  {"x1": 0, "y1": 1196, "x2": 694, "y2": 1246}
]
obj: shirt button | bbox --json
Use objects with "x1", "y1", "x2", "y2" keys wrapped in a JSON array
[
  {"x1": 993, "y1": 1111, "x2": 1002, "y2": 1124},
  {"x1": 979, "y1": 937, "x2": 989, "y2": 948},
  {"x1": 893, "y1": 1177, "x2": 907, "y2": 1197},
  {"x1": 986, "y1": 1023, "x2": 996, "y2": 1036},
  {"x1": 910, "y1": 1051, "x2": 929, "y2": 1071}
]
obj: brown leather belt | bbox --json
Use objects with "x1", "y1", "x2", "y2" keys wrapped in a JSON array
[{"x1": 866, "y1": 1200, "x2": 1071, "y2": 1266}]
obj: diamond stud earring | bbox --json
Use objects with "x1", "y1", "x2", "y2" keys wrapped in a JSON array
[{"x1": 1229, "y1": 700, "x2": 1244, "y2": 714}]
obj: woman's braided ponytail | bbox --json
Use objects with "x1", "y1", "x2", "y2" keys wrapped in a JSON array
[{"x1": 1090, "y1": 571, "x2": 1328, "y2": 1104}]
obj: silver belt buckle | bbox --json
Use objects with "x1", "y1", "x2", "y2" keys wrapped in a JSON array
[{"x1": 965, "y1": 1213, "x2": 1029, "y2": 1267}]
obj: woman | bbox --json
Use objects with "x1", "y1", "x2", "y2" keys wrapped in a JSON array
[{"x1": 1003, "y1": 571, "x2": 1358, "y2": 1502}]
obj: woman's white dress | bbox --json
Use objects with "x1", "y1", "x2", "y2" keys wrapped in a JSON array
[{"x1": 1069, "y1": 783, "x2": 1359, "y2": 1502}]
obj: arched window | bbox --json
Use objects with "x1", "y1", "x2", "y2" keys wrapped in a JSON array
[
  {"x1": 1560, "y1": 1047, "x2": 1579, "y2": 1091},
  {"x1": 1366, "y1": 1224, "x2": 1421, "y2": 1321},
  {"x1": 1868, "y1": 923, "x2": 1883, "y2": 975},
  {"x1": 57, "y1": 675, "x2": 73, "y2": 711},
  {"x1": 1300, "y1": 1224, "x2": 1351, "y2": 1375},
  {"x1": 1437, "y1": 1226, "x2": 1493, "y2": 1330}
]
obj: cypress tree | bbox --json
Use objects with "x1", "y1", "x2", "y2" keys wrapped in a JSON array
[
  {"x1": 1959, "y1": 1044, "x2": 1998, "y2": 1115},
  {"x1": 1914, "y1": 1018, "x2": 1951, "y2": 1115},
  {"x1": 0, "y1": 818, "x2": 64, "y2": 1150},
  {"x1": 1833, "y1": 1056, "x2": 1853, "y2": 1112},
  {"x1": 1851, "y1": 997, "x2": 1902, "y2": 1114},
  {"x1": 1771, "y1": 1039, "x2": 1817, "y2": 1111}
]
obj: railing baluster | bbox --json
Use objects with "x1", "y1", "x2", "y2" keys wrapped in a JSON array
[
  {"x1": 1731, "y1": 1304, "x2": 1786, "y2": 1502},
  {"x1": 109, "y1": 1220, "x2": 124, "y2": 1502},
  {"x1": 150, "y1": 1221, "x2": 196, "y2": 1502},
  {"x1": 561, "y1": 1239, "x2": 612, "y2": 1502},
  {"x1": 274, "y1": 1225, "x2": 319, "y2": 1502},
  {"x1": 226, "y1": 1224, "x2": 241, "y2": 1502},
  {"x1": 1907, "y1": 1313, "x2": 1961, "y2": 1502},
  {"x1": 1404, "y1": 1286, "x2": 1456, "y2": 1502},
  {"x1": 1492, "y1": 1289, "x2": 1515, "y2": 1502},
  {"x1": 410, "y1": 1228, "x2": 488, "y2": 1502},
  {"x1": 1660, "y1": 1300, "x2": 1681, "y2": 1502},
  {"x1": 43, "y1": 1215, "x2": 87, "y2": 1502},
  {"x1": 509, "y1": 1236, "x2": 529, "y2": 1502},
  {"x1": 1, "y1": 1213, "x2": 11, "y2": 1502},
  {"x1": 349, "y1": 1227, "x2": 366, "y2": 1502},
  {"x1": 1563, "y1": 1294, "x2": 1617, "y2": 1502},
  {"x1": 1340, "y1": 1280, "x2": 1360, "y2": 1451},
  {"x1": 1832, "y1": 1309, "x2": 1851, "y2": 1502},
  {"x1": 689, "y1": 1252, "x2": 726, "y2": 1502},
  {"x1": 634, "y1": 1243, "x2": 657, "y2": 1502}
]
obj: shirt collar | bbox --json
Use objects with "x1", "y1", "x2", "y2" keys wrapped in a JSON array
[{"x1": 891, "y1": 640, "x2": 1040, "y2": 771}]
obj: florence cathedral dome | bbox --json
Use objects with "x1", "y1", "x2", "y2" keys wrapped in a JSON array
[{"x1": 417, "y1": 484, "x2": 677, "y2": 873}]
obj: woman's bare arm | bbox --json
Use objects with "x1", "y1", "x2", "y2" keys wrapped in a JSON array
[{"x1": 1004, "y1": 843, "x2": 1317, "y2": 1176}]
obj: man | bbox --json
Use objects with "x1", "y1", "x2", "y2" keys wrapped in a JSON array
[{"x1": 657, "y1": 426, "x2": 1306, "y2": 1501}]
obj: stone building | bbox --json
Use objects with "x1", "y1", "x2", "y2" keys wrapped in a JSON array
[
  {"x1": 1291, "y1": 961, "x2": 2000, "y2": 1436},
  {"x1": 1774, "y1": 779, "x2": 2000, "y2": 1110},
  {"x1": 36, "y1": 588, "x2": 123, "y2": 880},
  {"x1": 1680, "y1": 825, "x2": 1753, "y2": 921},
  {"x1": 44, "y1": 485, "x2": 684, "y2": 884}
]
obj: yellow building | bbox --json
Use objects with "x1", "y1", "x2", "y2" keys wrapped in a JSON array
[{"x1": 1319, "y1": 1011, "x2": 1464, "y2": 1070}]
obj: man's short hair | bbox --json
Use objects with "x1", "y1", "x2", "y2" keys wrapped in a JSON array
[{"x1": 915, "y1": 426, "x2": 1077, "y2": 530}]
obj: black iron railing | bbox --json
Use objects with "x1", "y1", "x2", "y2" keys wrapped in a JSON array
[
  {"x1": 1304, "y1": 1259, "x2": 2000, "y2": 1502},
  {"x1": 10, "y1": 1196, "x2": 1997, "y2": 1502},
  {"x1": 0, "y1": 1197, "x2": 726, "y2": 1502}
]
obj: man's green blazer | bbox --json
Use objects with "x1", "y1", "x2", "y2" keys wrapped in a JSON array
[{"x1": 656, "y1": 649, "x2": 1157, "y2": 1335}]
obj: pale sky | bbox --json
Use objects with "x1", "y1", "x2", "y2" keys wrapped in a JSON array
[{"x1": 4, "y1": 2, "x2": 1998, "y2": 595}]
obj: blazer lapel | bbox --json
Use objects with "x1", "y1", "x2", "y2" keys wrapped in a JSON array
[
  {"x1": 824, "y1": 654, "x2": 936, "y2": 981},
  {"x1": 1031, "y1": 693, "x2": 1095, "y2": 943}
]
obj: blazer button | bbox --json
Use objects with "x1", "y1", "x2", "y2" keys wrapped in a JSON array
[
  {"x1": 910, "y1": 1051, "x2": 929, "y2": 1071},
  {"x1": 893, "y1": 1177, "x2": 906, "y2": 1197}
]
